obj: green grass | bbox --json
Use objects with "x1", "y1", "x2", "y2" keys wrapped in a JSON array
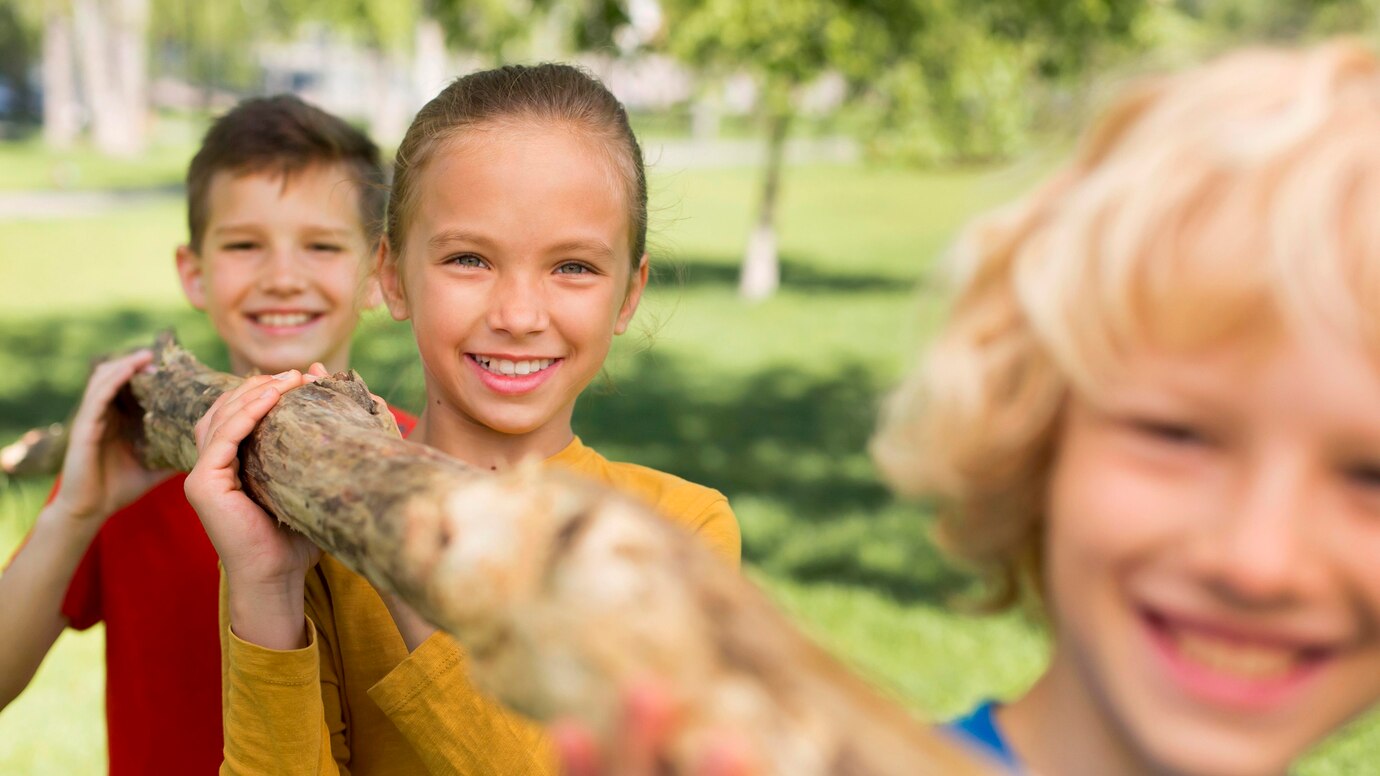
[{"x1": 0, "y1": 157, "x2": 1375, "y2": 772}]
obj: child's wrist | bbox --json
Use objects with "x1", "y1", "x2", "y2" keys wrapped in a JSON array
[
  {"x1": 226, "y1": 578, "x2": 308, "y2": 651},
  {"x1": 36, "y1": 502, "x2": 106, "y2": 542}
]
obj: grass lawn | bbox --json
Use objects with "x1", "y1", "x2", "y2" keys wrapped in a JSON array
[{"x1": 0, "y1": 157, "x2": 1375, "y2": 773}]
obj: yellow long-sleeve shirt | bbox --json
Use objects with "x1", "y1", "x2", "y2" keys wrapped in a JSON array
[{"x1": 219, "y1": 436, "x2": 740, "y2": 775}]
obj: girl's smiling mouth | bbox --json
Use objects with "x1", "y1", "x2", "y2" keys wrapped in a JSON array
[
  {"x1": 466, "y1": 353, "x2": 563, "y2": 394},
  {"x1": 1140, "y1": 606, "x2": 1336, "y2": 711}
]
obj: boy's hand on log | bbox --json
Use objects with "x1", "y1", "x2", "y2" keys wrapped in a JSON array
[
  {"x1": 552, "y1": 683, "x2": 758, "y2": 776},
  {"x1": 49, "y1": 349, "x2": 170, "y2": 528},
  {"x1": 185, "y1": 370, "x2": 323, "y2": 650}
]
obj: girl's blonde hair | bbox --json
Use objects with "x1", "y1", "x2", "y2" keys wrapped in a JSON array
[{"x1": 872, "y1": 40, "x2": 1380, "y2": 609}]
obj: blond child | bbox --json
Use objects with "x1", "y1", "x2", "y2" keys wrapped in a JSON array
[
  {"x1": 185, "y1": 64, "x2": 741, "y2": 775},
  {"x1": 556, "y1": 40, "x2": 1380, "y2": 776},
  {"x1": 0, "y1": 96, "x2": 410, "y2": 775}
]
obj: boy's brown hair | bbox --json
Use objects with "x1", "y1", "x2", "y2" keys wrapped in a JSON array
[{"x1": 185, "y1": 95, "x2": 386, "y2": 252}]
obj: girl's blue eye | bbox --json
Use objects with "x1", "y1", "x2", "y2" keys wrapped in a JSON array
[
  {"x1": 448, "y1": 254, "x2": 486, "y2": 268},
  {"x1": 556, "y1": 262, "x2": 591, "y2": 275}
]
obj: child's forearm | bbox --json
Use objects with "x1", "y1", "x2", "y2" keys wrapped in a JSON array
[
  {"x1": 0, "y1": 503, "x2": 102, "y2": 709},
  {"x1": 226, "y1": 577, "x2": 310, "y2": 651}
]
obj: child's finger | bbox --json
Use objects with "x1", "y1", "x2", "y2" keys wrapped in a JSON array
[
  {"x1": 69, "y1": 350, "x2": 154, "y2": 435},
  {"x1": 549, "y1": 721, "x2": 601, "y2": 776},
  {"x1": 196, "y1": 372, "x2": 304, "y2": 447},
  {"x1": 307, "y1": 362, "x2": 329, "y2": 378},
  {"x1": 615, "y1": 682, "x2": 676, "y2": 773},
  {"x1": 196, "y1": 388, "x2": 284, "y2": 471}
]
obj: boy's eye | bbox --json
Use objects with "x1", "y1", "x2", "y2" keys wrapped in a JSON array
[
  {"x1": 445, "y1": 253, "x2": 486, "y2": 269},
  {"x1": 224, "y1": 241, "x2": 259, "y2": 251},
  {"x1": 555, "y1": 262, "x2": 594, "y2": 275}
]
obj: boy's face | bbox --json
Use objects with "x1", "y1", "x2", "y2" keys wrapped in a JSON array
[
  {"x1": 176, "y1": 163, "x2": 378, "y2": 376},
  {"x1": 1041, "y1": 327, "x2": 1380, "y2": 774}
]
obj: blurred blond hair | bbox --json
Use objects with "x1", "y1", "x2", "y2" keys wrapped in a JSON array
[{"x1": 872, "y1": 39, "x2": 1380, "y2": 609}]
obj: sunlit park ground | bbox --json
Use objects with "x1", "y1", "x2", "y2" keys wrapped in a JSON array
[{"x1": 1, "y1": 135, "x2": 1377, "y2": 774}]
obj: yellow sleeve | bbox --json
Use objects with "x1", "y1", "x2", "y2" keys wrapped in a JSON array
[
  {"x1": 684, "y1": 492, "x2": 741, "y2": 568},
  {"x1": 366, "y1": 631, "x2": 556, "y2": 776},
  {"x1": 221, "y1": 620, "x2": 345, "y2": 776}
]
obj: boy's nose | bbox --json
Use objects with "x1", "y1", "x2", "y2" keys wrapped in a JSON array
[
  {"x1": 258, "y1": 249, "x2": 307, "y2": 295},
  {"x1": 487, "y1": 272, "x2": 549, "y2": 337},
  {"x1": 1191, "y1": 456, "x2": 1316, "y2": 605}
]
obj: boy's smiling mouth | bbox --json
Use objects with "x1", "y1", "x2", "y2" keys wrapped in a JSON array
[{"x1": 248, "y1": 310, "x2": 323, "y2": 329}]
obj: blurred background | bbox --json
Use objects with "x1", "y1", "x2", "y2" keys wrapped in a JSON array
[{"x1": 1, "y1": 0, "x2": 1379, "y2": 771}]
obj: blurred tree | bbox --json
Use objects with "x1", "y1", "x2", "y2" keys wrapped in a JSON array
[
  {"x1": 0, "y1": 0, "x2": 38, "y2": 127},
  {"x1": 660, "y1": 0, "x2": 1150, "y2": 301},
  {"x1": 1171, "y1": 0, "x2": 1379, "y2": 40},
  {"x1": 40, "y1": 0, "x2": 79, "y2": 148}
]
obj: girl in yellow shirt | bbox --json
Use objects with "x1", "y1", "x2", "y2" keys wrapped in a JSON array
[{"x1": 186, "y1": 64, "x2": 740, "y2": 776}]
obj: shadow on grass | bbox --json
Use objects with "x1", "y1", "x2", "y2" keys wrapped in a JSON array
[
  {"x1": 0, "y1": 306, "x2": 969, "y2": 603},
  {"x1": 661, "y1": 253, "x2": 919, "y2": 294}
]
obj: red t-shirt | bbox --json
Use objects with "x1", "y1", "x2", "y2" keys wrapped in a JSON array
[{"x1": 60, "y1": 406, "x2": 416, "y2": 775}]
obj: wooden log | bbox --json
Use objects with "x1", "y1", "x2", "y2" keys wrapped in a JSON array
[
  {"x1": 124, "y1": 334, "x2": 994, "y2": 775},
  {"x1": 0, "y1": 423, "x2": 67, "y2": 477}
]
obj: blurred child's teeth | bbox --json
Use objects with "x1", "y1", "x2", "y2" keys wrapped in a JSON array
[
  {"x1": 1174, "y1": 631, "x2": 1296, "y2": 678},
  {"x1": 476, "y1": 357, "x2": 554, "y2": 376},
  {"x1": 258, "y1": 313, "x2": 313, "y2": 327}
]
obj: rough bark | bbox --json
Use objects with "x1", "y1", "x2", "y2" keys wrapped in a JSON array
[
  {"x1": 0, "y1": 424, "x2": 67, "y2": 477},
  {"x1": 120, "y1": 335, "x2": 992, "y2": 775}
]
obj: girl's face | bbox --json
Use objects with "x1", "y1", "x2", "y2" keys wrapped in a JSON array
[
  {"x1": 382, "y1": 123, "x2": 646, "y2": 453},
  {"x1": 1039, "y1": 327, "x2": 1380, "y2": 775}
]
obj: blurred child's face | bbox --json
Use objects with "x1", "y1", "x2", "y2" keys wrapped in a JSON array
[
  {"x1": 1042, "y1": 326, "x2": 1380, "y2": 774},
  {"x1": 175, "y1": 163, "x2": 377, "y2": 376},
  {"x1": 382, "y1": 124, "x2": 646, "y2": 452}
]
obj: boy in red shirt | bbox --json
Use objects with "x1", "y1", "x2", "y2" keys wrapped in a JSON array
[{"x1": 0, "y1": 96, "x2": 413, "y2": 774}]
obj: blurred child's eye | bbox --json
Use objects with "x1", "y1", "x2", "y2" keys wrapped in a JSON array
[
  {"x1": 1130, "y1": 418, "x2": 1210, "y2": 447},
  {"x1": 309, "y1": 243, "x2": 343, "y2": 253},
  {"x1": 555, "y1": 262, "x2": 594, "y2": 275},
  {"x1": 1344, "y1": 462, "x2": 1380, "y2": 491},
  {"x1": 224, "y1": 242, "x2": 259, "y2": 251},
  {"x1": 445, "y1": 254, "x2": 487, "y2": 268}
]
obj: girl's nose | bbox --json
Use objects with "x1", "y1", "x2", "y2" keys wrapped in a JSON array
[{"x1": 487, "y1": 272, "x2": 550, "y2": 337}]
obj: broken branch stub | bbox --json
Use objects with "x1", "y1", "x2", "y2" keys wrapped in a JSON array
[{"x1": 125, "y1": 335, "x2": 992, "y2": 775}]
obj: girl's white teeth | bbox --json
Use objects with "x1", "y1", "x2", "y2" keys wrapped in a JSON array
[
  {"x1": 476, "y1": 356, "x2": 554, "y2": 376},
  {"x1": 1173, "y1": 630, "x2": 1299, "y2": 679},
  {"x1": 256, "y1": 312, "x2": 314, "y2": 327}
]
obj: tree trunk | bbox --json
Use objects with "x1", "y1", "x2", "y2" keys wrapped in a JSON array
[
  {"x1": 412, "y1": 15, "x2": 447, "y2": 110},
  {"x1": 368, "y1": 47, "x2": 411, "y2": 146},
  {"x1": 42, "y1": 2, "x2": 80, "y2": 150},
  {"x1": 72, "y1": 0, "x2": 146, "y2": 157},
  {"x1": 119, "y1": 335, "x2": 991, "y2": 776},
  {"x1": 739, "y1": 110, "x2": 791, "y2": 302}
]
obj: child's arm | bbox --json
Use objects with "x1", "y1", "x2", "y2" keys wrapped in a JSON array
[
  {"x1": 0, "y1": 350, "x2": 166, "y2": 709},
  {"x1": 184, "y1": 369, "x2": 323, "y2": 650}
]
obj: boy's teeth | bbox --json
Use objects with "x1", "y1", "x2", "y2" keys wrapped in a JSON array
[
  {"x1": 476, "y1": 357, "x2": 554, "y2": 376},
  {"x1": 1174, "y1": 630, "x2": 1298, "y2": 679},
  {"x1": 256, "y1": 312, "x2": 314, "y2": 327}
]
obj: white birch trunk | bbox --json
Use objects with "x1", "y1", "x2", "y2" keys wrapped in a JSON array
[{"x1": 42, "y1": 3, "x2": 80, "y2": 150}]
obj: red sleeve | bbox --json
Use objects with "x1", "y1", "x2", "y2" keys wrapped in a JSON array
[
  {"x1": 51, "y1": 475, "x2": 105, "y2": 630},
  {"x1": 388, "y1": 405, "x2": 418, "y2": 438},
  {"x1": 61, "y1": 534, "x2": 104, "y2": 630}
]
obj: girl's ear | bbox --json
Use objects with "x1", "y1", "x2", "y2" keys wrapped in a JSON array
[
  {"x1": 376, "y1": 238, "x2": 411, "y2": 321},
  {"x1": 175, "y1": 244, "x2": 206, "y2": 310},
  {"x1": 614, "y1": 254, "x2": 650, "y2": 335}
]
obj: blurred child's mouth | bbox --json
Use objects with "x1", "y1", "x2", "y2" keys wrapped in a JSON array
[
  {"x1": 1141, "y1": 607, "x2": 1333, "y2": 708},
  {"x1": 249, "y1": 312, "x2": 321, "y2": 329}
]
